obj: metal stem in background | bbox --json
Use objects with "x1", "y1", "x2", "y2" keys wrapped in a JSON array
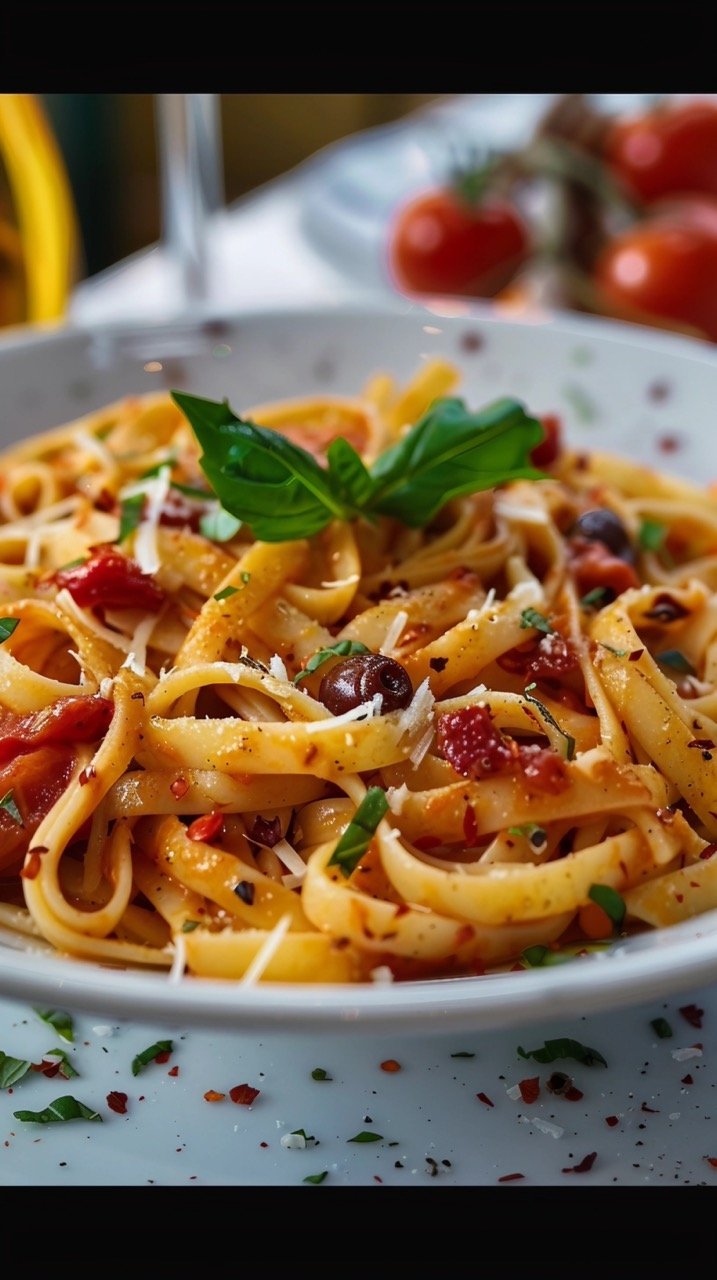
[{"x1": 155, "y1": 94, "x2": 225, "y2": 310}]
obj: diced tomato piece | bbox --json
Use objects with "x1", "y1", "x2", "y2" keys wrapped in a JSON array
[
  {"x1": 568, "y1": 535, "x2": 640, "y2": 599},
  {"x1": 186, "y1": 811, "x2": 224, "y2": 843},
  {"x1": 436, "y1": 705, "x2": 515, "y2": 779},
  {"x1": 0, "y1": 746, "x2": 74, "y2": 864},
  {"x1": 518, "y1": 746, "x2": 570, "y2": 794},
  {"x1": 531, "y1": 413, "x2": 563, "y2": 468},
  {"x1": 54, "y1": 546, "x2": 165, "y2": 611},
  {"x1": 499, "y1": 632, "x2": 579, "y2": 682},
  {"x1": 0, "y1": 696, "x2": 114, "y2": 768}
]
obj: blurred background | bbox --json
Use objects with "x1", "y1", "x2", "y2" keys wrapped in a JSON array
[{"x1": 41, "y1": 94, "x2": 437, "y2": 279}]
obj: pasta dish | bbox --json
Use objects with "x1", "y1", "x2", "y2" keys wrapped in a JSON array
[{"x1": 1, "y1": 357, "x2": 717, "y2": 986}]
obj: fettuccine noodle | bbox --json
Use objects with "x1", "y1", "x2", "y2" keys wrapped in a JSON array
[{"x1": 1, "y1": 359, "x2": 716, "y2": 985}]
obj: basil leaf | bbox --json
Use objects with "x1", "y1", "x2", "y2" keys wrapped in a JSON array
[
  {"x1": 519, "y1": 608, "x2": 553, "y2": 634},
  {"x1": 172, "y1": 391, "x2": 348, "y2": 541},
  {"x1": 311, "y1": 1067, "x2": 332, "y2": 1081},
  {"x1": 0, "y1": 618, "x2": 19, "y2": 643},
  {"x1": 293, "y1": 640, "x2": 371, "y2": 685},
  {"x1": 181, "y1": 919, "x2": 200, "y2": 932},
  {"x1": 650, "y1": 1017, "x2": 673, "y2": 1039},
  {"x1": 34, "y1": 1008, "x2": 74, "y2": 1043},
  {"x1": 328, "y1": 788, "x2": 389, "y2": 878},
  {"x1": 170, "y1": 480, "x2": 212, "y2": 499},
  {"x1": 347, "y1": 1130, "x2": 383, "y2": 1143},
  {"x1": 523, "y1": 683, "x2": 575, "y2": 760},
  {"x1": 639, "y1": 519, "x2": 667, "y2": 552},
  {"x1": 0, "y1": 791, "x2": 23, "y2": 826},
  {"x1": 657, "y1": 650, "x2": 695, "y2": 675},
  {"x1": 116, "y1": 492, "x2": 145, "y2": 544},
  {"x1": 521, "y1": 941, "x2": 612, "y2": 967},
  {"x1": 368, "y1": 397, "x2": 544, "y2": 527},
  {"x1": 131, "y1": 1039, "x2": 173, "y2": 1076},
  {"x1": 326, "y1": 437, "x2": 376, "y2": 510},
  {"x1": 199, "y1": 506, "x2": 243, "y2": 543},
  {"x1": 588, "y1": 883, "x2": 626, "y2": 927},
  {"x1": 517, "y1": 1038, "x2": 607, "y2": 1067},
  {"x1": 0, "y1": 1051, "x2": 32, "y2": 1089},
  {"x1": 303, "y1": 1171, "x2": 328, "y2": 1184},
  {"x1": 13, "y1": 1095, "x2": 102, "y2": 1124}
]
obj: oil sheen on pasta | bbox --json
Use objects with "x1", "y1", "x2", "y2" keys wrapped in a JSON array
[{"x1": 1, "y1": 359, "x2": 717, "y2": 985}]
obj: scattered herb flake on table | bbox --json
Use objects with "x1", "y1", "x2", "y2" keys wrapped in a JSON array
[
  {"x1": 0, "y1": 1051, "x2": 31, "y2": 1089},
  {"x1": 33, "y1": 1008, "x2": 74, "y2": 1043},
  {"x1": 348, "y1": 1130, "x2": 383, "y2": 1143},
  {"x1": 131, "y1": 1039, "x2": 173, "y2": 1076},
  {"x1": 517, "y1": 1038, "x2": 607, "y2": 1067},
  {"x1": 13, "y1": 1095, "x2": 102, "y2": 1124}
]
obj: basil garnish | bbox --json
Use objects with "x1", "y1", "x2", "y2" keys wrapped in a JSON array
[
  {"x1": 13, "y1": 1095, "x2": 102, "y2": 1124},
  {"x1": 293, "y1": 640, "x2": 371, "y2": 685},
  {"x1": 328, "y1": 788, "x2": 389, "y2": 878},
  {"x1": 517, "y1": 1038, "x2": 607, "y2": 1067}
]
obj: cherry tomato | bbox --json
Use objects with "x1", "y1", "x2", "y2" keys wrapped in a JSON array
[
  {"x1": 606, "y1": 99, "x2": 717, "y2": 203},
  {"x1": 593, "y1": 199, "x2": 717, "y2": 341},
  {"x1": 388, "y1": 187, "x2": 530, "y2": 296}
]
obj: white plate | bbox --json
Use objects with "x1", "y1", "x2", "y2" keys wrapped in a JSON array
[{"x1": 2, "y1": 299, "x2": 717, "y2": 1034}]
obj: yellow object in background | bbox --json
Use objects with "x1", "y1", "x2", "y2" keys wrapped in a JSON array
[{"x1": 0, "y1": 94, "x2": 78, "y2": 327}]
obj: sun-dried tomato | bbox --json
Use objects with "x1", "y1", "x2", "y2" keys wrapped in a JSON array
[
  {"x1": 54, "y1": 545, "x2": 165, "y2": 611},
  {"x1": 436, "y1": 705, "x2": 514, "y2": 779},
  {"x1": 569, "y1": 535, "x2": 640, "y2": 599},
  {"x1": 531, "y1": 414, "x2": 563, "y2": 468},
  {"x1": 517, "y1": 745, "x2": 570, "y2": 793}
]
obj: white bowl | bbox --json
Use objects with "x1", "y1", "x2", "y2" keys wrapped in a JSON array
[{"x1": 2, "y1": 299, "x2": 717, "y2": 1033}]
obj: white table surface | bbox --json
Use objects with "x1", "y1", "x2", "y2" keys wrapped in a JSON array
[{"x1": 15, "y1": 93, "x2": 713, "y2": 1187}]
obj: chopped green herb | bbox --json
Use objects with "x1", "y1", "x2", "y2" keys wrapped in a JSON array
[
  {"x1": 657, "y1": 650, "x2": 695, "y2": 675},
  {"x1": 523, "y1": 683, "x2": 575, "y2": 760},
  {"x1": 328, "y1": 788, "x2": 389, "y2": 878},
  {"x1": 0, "y1": 1051, "x2": 32, "y2": 1089},
  {"x1": 214, "y1": 586, "x2": 239, "y2": 601},
  {"x1": 290, "y1": 1128, "x2": 315, "y2": 1142},
  {"x1": 0, "y1": 791, "x2": 23, "y2": 826},
  {"x1": 311, "y1": 1067, "x2": 332, "y2": 1081},
  {"x1": 42, "y1": 1048, "x2": 79, "y2": 1079},
  {"x1": 517, "y1": 1038, "x2": 607, "y2": 1067},
  {"x1": 116, "y1": 492, "x2": 145, "y2": 544},
  {"x1": 172, "y1": 390, "x2": 545, "y2": 542},
  {"x1": 347, "y1": 1131, "x2": 383, "y2": 1143},
  {"x1": 293, "y1": 639, "x2": 371, "y2": 684},
  {"x1": 13, "y1": 1095, "x2": 102, "y2": 1124},
  {"x1": 0, "y1": 618, "x2": 19, "y2": 643},
  {"x1": 650, "y1": 1017, "x2": 673, "y2": 1039},
  {"x1": 598, "y1": 642, "x2": 628, "y2": 657},
  {"x1": 181, "y1": 919, "x2": 200, "y2": 933},
  {"x1": 34, "y1": 1009, "x2": 73, "y2": 1043},
  {"x1": 303, "y1": 1171, "x2": 328, "y2": 1184},
  {"x1": 520, "y1": 607, "x2": 553, "y2": 634},
  {"x1": 580, "y1": 587, "x2": 609, "y2": 609},
  {"x1": 508, "y1": 823, "x2": 547, "y2": 847},
  {"x1": 131, "y1": 1039, "x2": 173, "y2": 1076},
  {"x1": 588, "y1": 883, "x2": 626, "y2": 927},
  {"x1": 521, "y1": 941, "x2": 612, "y2": 967},
  {"x1": 170, "y1": 479, "x2": 212, "y2": 499},
  {"x1": 638, "y1": 519, "x2": 667, "y2": 552},
  {"x1": 199, "y1": 507, "x2": 243, "y2": 543},
  {"x1": 57, "y1": 557, "x2": 86, "y2": 572},
  {"x1": 241, "y1": 571, "x2": 251, "y2": 584},
  {"x1": 140, "y1": 456, "x2": 177, "y2": 479},
  {"x1": 450, "y1": 1052, "x2": 475, "y2": 1059}
]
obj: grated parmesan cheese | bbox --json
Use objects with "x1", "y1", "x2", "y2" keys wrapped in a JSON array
[
  {"x1": 387, "y1": 782, "x2": 410, "y2": 815},
  {"x1": 319, "y1": 573, "x2": 360, "y2": 589},
  {"x1": 495, "y1": 498, "x2": 550, "y2": 525},
  {"x1": 671, "y1": 1046, "x2": 703, "y2": 1061},
  {"x1": 280, "y1": 1132, "x2": 307, "y2": 1149},
  {"x1": 273, "y1": 838, "x2": 307, "y2": 880},
  {"x1": 268, "y1": 653, "x2": 289, "y2": 682},
  {"x1": 369, "y1": 966, "x2": 394, "y2": 984},
  {"x1": 306, "y1": 700, "x2": 379, "y2": 732},
  {"x1": 530, "y1": 1117, "x2": 564, "y2": 1139},
  {"x1": 380, "y1": 609, "x2": 409, "y2": 655},
  {"x1": 397, "y1": 677, "x2": 435, "y2": 742},
  {"x1": 506, "y1": 1084, "x2": 522, "y2": 1101},
  {"x1": 120, "y1": 613, "x2": 159, "y2": 678},
  {"x1": 56, "y1": 589, "x2": 132, "y2": 653},
  {"x1": 130, "y1": 467, "x2": 171, "y2": 576},
  {"x1": 410, "y1": 726, "x2": 435, "y2": 769},
  {"x1": 167, "y1": 932, "x2": 187, "y2": 984},
  {"x1": 239, "y1": 913, "x2": 292, "y2": 986}
]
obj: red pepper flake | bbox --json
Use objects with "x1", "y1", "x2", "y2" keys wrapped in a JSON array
[
  {"x1": 186, "y1": 811, "x2": 224, "y2": 843},
  {"x1": 641, "y1": 1101, "x2": 659, "y2": 1113},
  {"x1": 628, "y1": 649, "x2": 645, "y2": 662},
  {"x1": 31, "y1": 1058, "x2": 62, "y2": 1078},
  {"x1": 562, "y1": 1151, "x2": 597, "y2": 1174},
  {"x1": 154, "y1": 1049, "x2": 171, "y2": 1064},
  {"x1": 682, "y1": 1074, "x2": 694, "y2": 1085},
  {"x1": 657, "y1": 434, "x2": 682, "y2": 454},
  {"x1": 106, "y1": 1091, "x2": 128, "y2": 1115},
  {"x1": 679, "y1": 1003, "x2": 704, "y2": 1028},
  {"x1": 229, "y1": 1083, "x2": 260, "y2": 1106},
  {"x1": 463, "y1": 804, "x2": 478, "y2": 845},
  {"x1": 380, "y1": 1059, "x2": 402, "y2": 1073},
  {"x1": 476, "y1": 1092, "x2": 494, "y2": 1108},
  {"x1": 498, "y1": 1172, "x2": 525, "y2": 1182},
  {"x1": 605, "y1": 1116, "x2": 619, "y2": 1127},
  {"x1": 705, "y1": 1157, "x2": 717, "y2": 1168},
  {"x1": 168, "y1": 1065, "x2": 179, "y2": 1077},
  {"x1": 78, "y1": 765, "x2": 96, "y2": 786},
  {"x1": 203, "y1": 1090, "x2": 226, "y2": 1103},
  {"x1": 564, "y1": 1086, "x2": 584, "y2": 1102},
  {"x1": 454, "y1": 923, "x2": 475, "y2": 948},
  {"x1": 260, "y1": 1141, "x2": 268, "y2": 1148},
  {"x1": 170, "y1": 776, "x2": 189, "y2": 800},
  {"x1": 689, "y1": 739, "x2": 715, "y2": 749},
  {"x1": 518, "y1": 1076, "x2": 540, "y2": 1104},
  {"x1": 373, "y1": 1175, "x2": 383, "y2": 1183},
  {"x1": 20, "y1": 846, "x2": 49, "y2": 881}
]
